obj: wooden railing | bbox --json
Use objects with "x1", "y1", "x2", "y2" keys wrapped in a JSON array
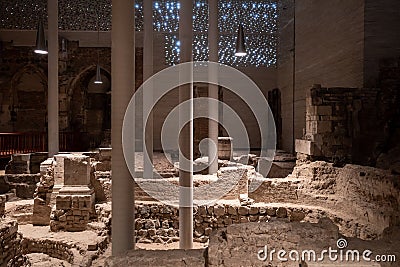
[{"x1": 0, "y1": 132, "x2": 90, "y2": 157}]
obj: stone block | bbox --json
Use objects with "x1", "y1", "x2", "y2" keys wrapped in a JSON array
[
  {"x1": 32, "y1": 202, "x2": 51, "y2": 226},
  {"x1": 213, "y1": 205, "x2": 225, "y2": 217},
  {"x1": 289, "y1": 211, "x2": 306, "y2": 222},
  {"x1": 15, "y1": 183, "x2": 36, "y2": 199},
  {"x1": 63, "y1": 155, "x2": 90, "y2": 186},
  {"x1": 238, "y1": 206, "x2": 249, "y2": 215},
  {"x1": 309, "y1": 105, "x2": 332, "y2": 116},
  {"x1": 5, "y1": 154, "x2": 30, "y2": 174},
  {"x1": 53, "y1": 154, "x2": 67, "y2": 185},
  {"x1": 316, "y1": 120, "x2": 332, "y2": 133},
  {"x1": 227, "y1": 206, "x2": 237, "y2": 215},
  {"x1": 56, "y1": 197, "x2": 71, "y2": 210},
  {"x1": 29, "y1": 152, "x2": 48, "y2": 174},
  {"x1": 99, "y1": 148, "x2": 112, "y2": 161},
  {"x1": 249, "y1": 206, "x2": 259, "y2": 215},
  {"x1": 276, "y1": 207, "x2": 287, "y2": 218},
  {"x1": 266, "y1": 208, "x2": 276, "y2": 216},
  {"x1": 94, "y1": 161, "x2": 111, "y2": 172},
  {"x1": 0, "y1": 175, "x2": 10, "y2": 194},
  {"x1": 73, "y1": 210, "x2": 81, "y2": 216},
  {"x1": 0, "y1": 196, "x2": 5, "y2": 217},
  {"x1": 40, "y1": 158, "x2": 54, "y2": 176},
  {"x1": 295, "y1": 139, "x2": 322, "y2": 156}
]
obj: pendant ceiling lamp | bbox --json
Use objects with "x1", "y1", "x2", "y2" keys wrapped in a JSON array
[
  {"x1": 94, "y1": 64, "x2": 103, "y2": 84},
  {"x1": 235, "y1": 0, "x2": 247, "y2": 57},
  {"x1": 235, "y1": 24, "x2": 247, "y2": 56},
  {"x1": 34, "y1": 19, "x2": 48, "y2": 54},
  {"x1": 94, "y1": 13, "x2": 103, "y2": 84}
]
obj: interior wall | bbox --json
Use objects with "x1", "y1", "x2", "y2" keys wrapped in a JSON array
[
  {"x1": 277, "y1": 0, "x2": 295, "y2": 153},
  {"x1": 222, "y1": 67, "x2": 277, "y2": 150},
  {"x1": 364, "y1": 0, "x2": 400, "y2": 87},
  {"x1": 294, "y1": 0, "x2": 365, "y2": 144},
  {"x1": 150, "y1": 34, "x2": 278, "y2": 151}
]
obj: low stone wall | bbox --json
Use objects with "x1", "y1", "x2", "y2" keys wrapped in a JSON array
[
  {"x1": 5, "y1": 153, "x2": 48, "y2": 174},
  {"x1": 20, "y1": 238, "x2": 75, "y2": 264},
  {"x1": 292, "y1": 161, "x2": 400, "y2": 239},
  {"x1": 51, "y1": 194, "x2": 94, "y2": 231},
  {"x1": 0, "y1": 219, "x2": 27, "y2": 267},
  {"x1": 97, "y1": 162, "x2": 400, "y2": 245},
  {"x1": 249, "y1": 177, "x2": 300, "y2": 203},
  {"x1": 294, "y1": 83, "x2": 397, "y2": 166},
  {"x1": 208, "y1": 219, "x2": 339, "y2": 267},
  {"x1": 0, "y1": 174, "x2": 40, "y2": 199},
  {"x1": 0, "y1": 219, "x2": 99, "y2": 266},
  {"x1": 106, "y1": 219, "x2": 399, "y2": 267},
  {"x1": 0, "y1": 195, "x2": 5, "y2": 217},
  {"x1": 131, "y1": 202, "x2": 308, "y2": 244}
]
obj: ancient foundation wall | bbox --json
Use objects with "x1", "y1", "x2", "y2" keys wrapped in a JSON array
[
  {"x1": 95, "y1": 202, "x2": 308, "y2": 245},
  {"x1": 0, "y1": 195, "x2": 5, "y2": 217},
  {"x1": 0, "y1": 174, "x2": 40, "y2": 199},
  {"x1": 0, "y1": 219, "x2": 29, "y2": 267},
  {"x1": 295, "y1": 85, "x2": 380, "y2": 163},
  {"x1": 208, "y1": 219, "x2": 339, "y2": 267}
]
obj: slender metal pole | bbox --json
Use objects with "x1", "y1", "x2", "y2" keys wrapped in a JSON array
[
  {"x1": 111, "y1": 0, "x2": 135, "y2": 255},
  {"x1": 143, "y1": 0, "x2": 154, "y2": 179},
  {"x1": 208, "y1": 0, "x2": 219, "y2": 174},
  {"x1": 47, "y1": 0, "x2": 59, "y2": 157},
  {"x1": 179, "y1": 0, "x2": 194, "y2": 249}
]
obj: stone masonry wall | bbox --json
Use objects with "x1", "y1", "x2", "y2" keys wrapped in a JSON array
[
  {"x1": 5, "y1": 153, "x2": 48, "y2": 174},
  {"x1": 0, "y1": 43, "x2": 142, "y2": 149},
  {"x1": 208, "y1": 218, "x2": 339, "y2": 267},
  {"x1": 0, "y1": 173, "x2": 40, "y2": 199},
  {"x1": 50, "y1": 155, "x2": 95, "y2": 232},
  {"x1": 295, "y1": 84, "x2": 381, "y2": 164},
  {"x1": 0, "y1": 219, "x2": 26, "y2": 267},
  {"x1": 0, "y1": 219, "x2": 91, "y2": 266},
  {"x1": 124, "y1": 202, "x2": 307, "y2": 245},
  {"x1": 296, "y1": 58, "x2": 400, "y2": 166},
  {"x1": 0, "y1": 195, "x2": 5, "y2": 217}
]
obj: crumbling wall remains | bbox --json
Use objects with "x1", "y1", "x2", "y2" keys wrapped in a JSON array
[{"x1": 0, "y1": 219, "x2": 27, "y2": 267}]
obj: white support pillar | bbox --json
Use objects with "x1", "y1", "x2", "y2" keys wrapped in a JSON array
[
  {"x1": 208, "y1": 0, "x2": 219, "y2": 174},
  {"x1": 179, "y1": 0, "x2": 194, "y2": 249},
  {"x1": 47, "y1": 0, "x2": 59, "y2": 157},
  {"x1": 143, "y1": 0, "x2": 154, "y2": 179},
  {"x1": 111, "y1": 0, "x2": 135, "y2": 256}
]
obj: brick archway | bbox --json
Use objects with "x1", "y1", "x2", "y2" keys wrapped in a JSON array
[
  {"x1": 68, "y1": 65, "x2": 111, "y2": 149},
  {"x1": 9, "y1": 64, "x2": 48, "y2": 132}
]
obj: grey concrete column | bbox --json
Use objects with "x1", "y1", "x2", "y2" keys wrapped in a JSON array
[
  {"x1": 47, "y1": 0, "x2": 59, "y2": 157},
  {"x1": 111, "y1": 0, "x2": 135, "y2": 255},
  {"x1": 179, "y1": 0, "x2": 194, "y2": 249},
  {"x1": 143, "y1": 0, "x2": 154, "y2": 179},
  {"x1": 208, "y1": 0, "x2": 219, "y2": 174}
]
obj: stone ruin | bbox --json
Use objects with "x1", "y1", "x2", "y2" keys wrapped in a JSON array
[{"x1": 0, "y1": 145, "x2": 399, "y2": 266}]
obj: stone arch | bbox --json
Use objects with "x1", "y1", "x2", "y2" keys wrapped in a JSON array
[
  {"x1": 68, "y1": 65, "x2": 111, "y2": 149},
  {"x1": 9, "y1": 64, "x2": 47, "y2": 132}
]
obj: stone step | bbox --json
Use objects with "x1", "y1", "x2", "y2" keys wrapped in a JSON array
[
  {"x1": 11, "y1": 212, "x2": 32, "y2": 224},
  {"x1": 3, "y1": 190, "x2": 17, "y2": 201}
]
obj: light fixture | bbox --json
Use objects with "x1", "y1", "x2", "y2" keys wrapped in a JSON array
[
  {"x1": 94, "y1": 64, "x2": 103, "y2": 84},
  {"x1": 94, "y1": 12, "x2": 103, "y2": 84},
  {"x1": 61, "y1": 38, "x2": 67, "y2": 53},
  {"x1": 235, "y1": 24, "x2": 247, "y2": 57},
  {"x1": 34, "y1": 19, "x2": 48, "y2": 54}
]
